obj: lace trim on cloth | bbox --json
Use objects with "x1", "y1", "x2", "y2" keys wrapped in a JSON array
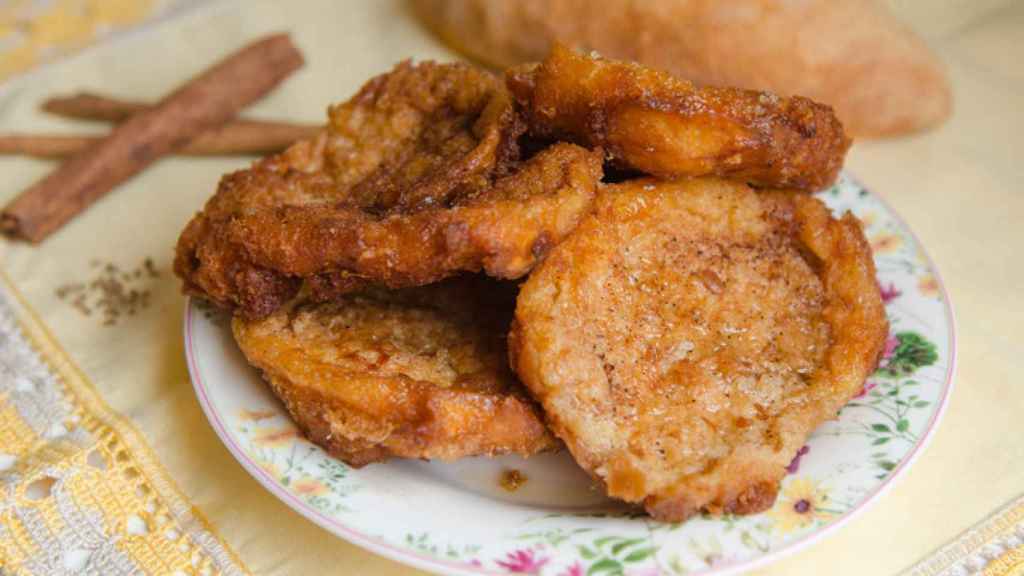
[
  {"x1": 0, "y1": 278, "x2": 250, "y2": 576},
  {"x1": 902, "y1": 494, "x2": 1024, "y2": 576},
  {"x1": 0, "y1": 0, "x2": 208, "y2": 83}
]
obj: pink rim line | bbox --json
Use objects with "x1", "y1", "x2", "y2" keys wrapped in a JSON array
[{"x1": 183, "y1": 174, "x2": 957, "y2": 576}]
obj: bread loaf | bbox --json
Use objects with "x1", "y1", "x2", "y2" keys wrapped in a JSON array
[{"x1": 412, "y1": 0, "x2": 952, "y2": 137}]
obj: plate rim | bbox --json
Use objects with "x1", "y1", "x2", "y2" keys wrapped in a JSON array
[{"x1": 183, "y1": 178, "x2": 957, "y2": 576}]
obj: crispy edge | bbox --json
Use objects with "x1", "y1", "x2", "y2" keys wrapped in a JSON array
[
  {"x1": 174, "y1": 60, "x2": 524, "y2": 318},
  {"x1": 228, "y1": 142, "x2": 603, "y2": 286},
  {"x1": 257, "y1": 366, "x2": 556, "y2": 467},
  {"x1": 232, "y1": 281, "x2": 558, "y2": 467},
  {"x1": 509, "y1": 182, "x2": 887, "y2": 520},
  {"x1": 508, "y1": 45, "x2": 850, "y2": 191}
]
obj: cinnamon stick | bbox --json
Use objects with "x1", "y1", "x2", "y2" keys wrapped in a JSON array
[
  {"x1": 0, "y1": 135, "x2": 94, "y2": 158},
  {"x1": 43, "y1": 92, "x2": 155, "y2": 122},
  {"x1": 43, "y1": 92, "x2": 316, "y2": 137},
  {"x1": 24, "y1": 92, "x2": 322, "y2": 158},
  {"x1": 2, "y1": 33, "x2": 304, "y2": 243},
  {"x1": 0, "y1": 122, "x2": 322, "y2": 159}
]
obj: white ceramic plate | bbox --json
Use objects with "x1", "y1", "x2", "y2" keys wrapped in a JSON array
[{"x1": 185, "y1": 174, "x2": 955, "y2": 576}]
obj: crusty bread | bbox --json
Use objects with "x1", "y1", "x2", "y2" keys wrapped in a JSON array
[{"x1": 412, "y1": 0, "x2": 952, "y2": 137}]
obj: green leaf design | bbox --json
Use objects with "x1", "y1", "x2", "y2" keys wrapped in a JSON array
[
  {"x1": 588, "y1": 558, "x2": 624, "y2": 575},
  {"x1": 896, "y1": 419, "x2": 910, "y2": 432},
  {"x1": 913, "y1": 400, "x2": 930, "y2": 408},
  {"x1": 610, "y1": 538, "x2": 644, "y2": 554},
  {"x1": 593, "y1": 536, "x2": 619, "y2": 548},
  {"x1": 667, "y1": 555, "x2": 689, "y2": 575},
  {"x1": 579, "y1": 545, "x2": 597, "y2": 560},
  {"x1": 623, "y1": 547, "x2": 657, "y2": 563},
  {"x1": 871, "y1": 437, "x2": 891, "y2": 446},
  {"x1": 871, "y1": 423, "x2": 891, "y2": 433},
  {"x1": 739, "y1": 531, "x2": 759, "y2": 551},
  {"x1": 878, "y1": 460, "x2": 897, "y2": 471},
  {"x1": 878, "y1": 332, "x2": 939, "y2": 377}
]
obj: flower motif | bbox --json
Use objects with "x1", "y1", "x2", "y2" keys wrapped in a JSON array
[
  {"x1": 256, "y1": 458, "x2": 282, "y2": 479},
  {"x1": 918, "y1": 274, "x2": 940, "y2": 298},
  {"x1": 877, "y1": 332, "x2": 938, "y2": 377},
  {"x1": 880, "y1": 335, "x2": 899, "y2": 365},
  {"x1": 252, "y1": 426, "x2": 297, "y2": 448},
  {"x1": 786, "y1": 445, "x2": 810, "y2": 473},
  {"x1": 769, "y1": 477, "x2": 835, "y2": 533},
  {"x1": 238, "y1": 409, "x2": 277, "y2": 422},
  {"x1": 870, "y1": 232, "x2": 903, "y2": 254},
  {"x1": 293, "y1": 478, "x2": 328, "y2": 497},
  {"x1": 858, "y1": 211, "x2": 878, "y2": 228},
  {"x1": 496, "y1": 549, "x2": 550, "y2": 574},
  {"x1": 559, "y1": 561, "x2": 584, "y2": 576},
  {"x1": 853, "y1": 381, "x2": 878, "y2": 399},
  {"x1": 878, "y1": 281, "x2": 902, "y2": 304}
]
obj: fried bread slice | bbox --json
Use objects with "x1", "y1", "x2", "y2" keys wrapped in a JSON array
[
  {"x1": 176, "y1": 59, "x2": 602, "y2": 318},
  {"x1": 508, "y1": 45, "x2": 850, "y2": 191},
  {"x1": 234, "y1": 276, "x2": 556, "y2": 467},
  {"x1": 510, "y1": 178, "x2": 886, "y2": 520}
]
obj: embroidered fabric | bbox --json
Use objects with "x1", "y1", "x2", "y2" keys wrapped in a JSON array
[
  {"x1": 0, "y1": 285, "x2": 249, "y2": 575},
  {"x1": 902, "y1": 494, "x2": 1024, "y2": 576},
  {"x1": 0, "y1": 0, "x2": 207, "y2": 83}
]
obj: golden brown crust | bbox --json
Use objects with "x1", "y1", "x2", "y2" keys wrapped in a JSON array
[
  {"x1": 230, "y1": 142, "x2": 602, "y2": 290},
  {"x1": 411, "y1": 0, "x2": 951, "y2": 138},
  {"x1": 507, "y1": 45, "x2": 849, "y2": 192},
  {"x1": 233, "y1": 276, "x2": 557, "y2": 467},
  {"x1": 174, "y1": 60, "x2": 603, "y2": 318},
  {"x1": 510, "y1": 179, "x2": 887, "y2": 521}
]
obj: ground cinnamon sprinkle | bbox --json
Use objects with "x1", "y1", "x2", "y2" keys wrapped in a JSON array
[
  {"x1": 55, "y1": 258, "x2": 159, "y2": 325},
  {"x1": 499, "y1": 468, "x2": 528, "y2": 492}
]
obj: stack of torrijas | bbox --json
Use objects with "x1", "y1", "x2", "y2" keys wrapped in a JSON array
[{"x1": 176, "y1": 45, "x2": 888, "y2": 522}]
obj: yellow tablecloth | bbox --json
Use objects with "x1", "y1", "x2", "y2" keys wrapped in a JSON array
[
  {"x1": 0, "y1": 0, "x2": 202, "y2": 82},
  {"x1": 0, "y1": 1, "x2": 1021, "y2": 574}
]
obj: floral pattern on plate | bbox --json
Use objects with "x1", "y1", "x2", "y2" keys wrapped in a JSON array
[{"x1": 189, "y1": 173, "x2": 954, "y2": 576}]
